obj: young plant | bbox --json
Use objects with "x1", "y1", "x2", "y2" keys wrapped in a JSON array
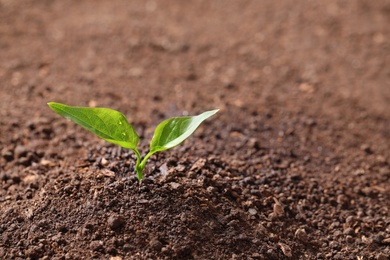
[{"x1": 48, "y1": 102, "x2": 218, "y2": 181}]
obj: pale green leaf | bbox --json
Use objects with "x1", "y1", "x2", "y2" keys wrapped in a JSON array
[
  {"x1": 48, "y1": 102, "x2": 139, "y2": 149},
  {"x1": 150, "y1": 109, "x2": 219, "y2": 153}
]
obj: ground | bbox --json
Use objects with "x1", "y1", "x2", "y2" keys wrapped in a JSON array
[{"x1": 0, "y1": 0, "x2": 389, "y2": 259}]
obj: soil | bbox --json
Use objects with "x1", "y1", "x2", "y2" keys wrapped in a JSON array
[{"x1": 0, "y1": 0, "x2": 389, "y2": 259}]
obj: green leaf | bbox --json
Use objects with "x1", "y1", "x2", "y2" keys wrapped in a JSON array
[
  {"x1": 48, "y1": 102, "x2": 139, "y2": 149},
  {"x1": 150, "y1": 109, "x2": 219, "y2": 153}
]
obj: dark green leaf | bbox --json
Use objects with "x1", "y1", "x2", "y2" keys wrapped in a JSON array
[
  {"x1": 150, "y1": 109, "x2": 219, "y2": 153},
  {"x1": 48, "y1": 102, "x2": 139, "y2": 149}
]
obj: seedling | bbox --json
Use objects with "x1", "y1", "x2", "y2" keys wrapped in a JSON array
[{"x1": 48, "y1": 102, "x2": 219, "y2": 181}]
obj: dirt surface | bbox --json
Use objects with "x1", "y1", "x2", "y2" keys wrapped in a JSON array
[{"x1": 1, "y1": 0, "x2": 389, "y2": 259}]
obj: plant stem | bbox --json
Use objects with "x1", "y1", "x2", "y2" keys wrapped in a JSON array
[
  {"x1": 138, "y1": 151, "x2": 156, "y2": 180},
  {"x1": 132, "y1": 149, "x2": 143, "y2": 181},
  {"x1": 140, "y1": 151, "x2": 155, "y2": 169},
  {"x1": 132, "y1": 149, "x2": 157, "y2": 181},
  {"x1": 136, "y1": 164, "x2": 143, "y2": 181}
]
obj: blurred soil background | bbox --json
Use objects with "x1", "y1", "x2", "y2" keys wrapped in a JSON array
[{"x1": 0, "y1": 0, "x2": 389, "y2": 259}]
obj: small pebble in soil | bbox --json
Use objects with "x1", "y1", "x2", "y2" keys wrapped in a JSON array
[
  {"x1": 148, "y1": 238, "x2": 163, "y2": 252},
  {"x1": 343, "y1": 227, "x2": 354, "y2": 236},
  {"x1": 346, "y1": 235, "x2": 354, "y2": 243},
  {"x1": 248, "y1": 208, "x2": 257, "y2": 216},
  {"x1": 159, "y1": 163, "x2": 168, "y2": 175},
  {"x1": 273, "y1": 197, "x2": 284, "y2": 216},
  {"x1": 190, "y1": 158, "x2": 206, "y2": 172},
  {"x1": 107, "y1": 215, "x2": 125, "y2": 230},
  {"x1": 90, "y1": 240, "x2": 104, "y2": 252},
  {"x1": 175, "y1": 164, "x2": 186, "y2": 172},
  {"x1": 329, "y1": 241, "x2": 340, "y2": 250},
  {"x1": 170, "y1": 182, "x2": 181, "y2": 189},
  {"x1": 295, "y1": 228, "x2": 308, "y2": 243},
  {"x1": 278, "y1": 242, "x2": 292, "y2": 258},
  {"x1": 101, "y1": 157, "x2": 108, "y2": 166}
]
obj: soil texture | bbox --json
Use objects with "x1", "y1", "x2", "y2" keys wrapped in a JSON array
[{"x1": 0, "y1": 0, "x2": 389, "y2": 259}]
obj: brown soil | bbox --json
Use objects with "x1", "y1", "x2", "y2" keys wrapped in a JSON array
[{"x1": 1, "y1": 0, "x2": 389, "y2": 259}]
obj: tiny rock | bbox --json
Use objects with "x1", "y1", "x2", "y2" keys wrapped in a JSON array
[
  {"x1": 170, "y1": 182, "x2": 181, "y2": 189},
  {"x1": 90, "y1": 240, "x2": 103, "y2": 251},
  {"x1": 190, "y1": 158, "x2": 206, "y2": 172},
  {"x1": 107, "y1": 215, "x2": 125, "y2": 230},
  {"x1": 343, "y1": 227, "x2": 354, "y2": 236},
  {"x1": 40, "y1": 159, "x2": 55, "y2": 167},
  {"x1": 273, "y1": 197, "x2": 285, "y2": 216},
  {"x1": 149, "y1": 238, "x2": 163, "y2": 251},
  {"x1": 103, "y1": 169, "x2": 115, "y2": 177},
  {"x1": 159, "y1": 163, "x2": 168, "y2": 175},
  {"x1": 101, "y1": 157, "x2": 108, "y2": 166},
  {"x1": 278, "y1": 242, "x2": 292, "y2": 258},
  {"x1": 248, "y1": 208, "x2": 257, "y2": 216},
  {"x1": 295, "y1": 228, "x2": 308, "y2": 243},
  {"x1": 175, "y1": 164, "x2": 186, "y2": 172}
]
